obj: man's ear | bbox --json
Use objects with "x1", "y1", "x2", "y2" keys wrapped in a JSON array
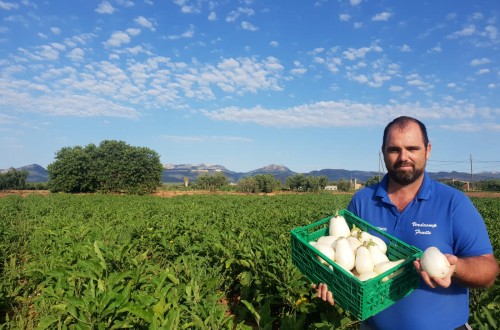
[{"x1": 426, "y1": 142, "x2": 432, "y2": 160}]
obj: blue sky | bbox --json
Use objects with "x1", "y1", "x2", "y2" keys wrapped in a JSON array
[{"x1": 1, "y1": 0, "x2": 499, "y2": 174}]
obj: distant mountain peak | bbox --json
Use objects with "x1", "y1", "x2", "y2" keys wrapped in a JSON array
[{"x1": 256, "y1": 164, "x2": 291, "y2": 172}]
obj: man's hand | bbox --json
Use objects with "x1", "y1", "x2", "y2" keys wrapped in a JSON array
[
  {"x1": 413, "y1": 254, "x2": 457, "y2": 288},
  {"x1": 312, "y1": 283, "x2": 334, "y2": 305}
]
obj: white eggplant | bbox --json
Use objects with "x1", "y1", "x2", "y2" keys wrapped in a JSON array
[
  {"x1": 355, "y1": 245, "x2": 375, "y2": 274},
  {"x1": 350, "y1": 225, "x2": 363, "y2": 238},
  {"x1": 368, "y1": 243, "x2": 389, "y2": 265},
  {"x1": 347, "y1": 236, "x2": 362, "y2": 252},
  {"x1": 334, "y1": 237, "x2": 355, "y2": 271},
  {"x1": 314, "y1": 242, "x2": 335, "y2": 265},
  {"x1": 374, "y1": 259, "x2": 405, "y2": 282},
  {"x1": 421, "y1": 246, "x2": 451, "y2": 279},
  {"x1": 357, "y1": 270, "x2": 379, "y2": 282},
  {"x1": 369, "y1": 236, "x2": 388, "y2": 254},
  {"x1": 329, "y1": 214, "x2": 351, "y2": 240},
  {"x1": 317, "y1": 235, "x2": 337, "y2": 248}
]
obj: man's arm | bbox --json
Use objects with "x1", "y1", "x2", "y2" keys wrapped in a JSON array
[{"x1": 414, "y1": 253, "x2": 499, "y2": 289}]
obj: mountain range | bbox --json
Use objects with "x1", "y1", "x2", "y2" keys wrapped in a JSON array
[{"x1": 3, "y1": 163, "x2": 499, "y2": 184}]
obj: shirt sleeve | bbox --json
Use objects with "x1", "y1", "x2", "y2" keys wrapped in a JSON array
[{"x1": 451, "y1": 194, "x2": 493, "y2": 257}]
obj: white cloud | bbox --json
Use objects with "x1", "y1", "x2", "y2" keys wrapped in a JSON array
[
  {"x1": 67, "y1": 48, "x2": 84, "y2": 62},
  {"x1": 208, "y1": 12, "x2": 217, "y2": 21},
  {"x1": 400, "y1": 44, "x2": 411, "y2": 52},
  {"x1": 470, "y1": 57, "x2": 490, "y2": 66},
  {"x1": 116, "y1": 0, "x2": 134, "y2": 7},
  {"x1": 470, "y1": 12, "x2": 484, "y2": 21},
  {"x1": 342, "y1": 44, "x2": 382, "y2": 60},
  {"x1": 339, "y1": 14, "x2": 351, "y2": 22},
  {"x1": 389, "y1": 85, "x2": 404, "y2": 92},
  {"x1": 135, "y1": 16, "x2": 155, "y2": 31},
  {"x1": 427, "y1": 44, "x2": 442, "y2": 53},
  {"x1": 126, "y1": 28, "x2": 141, "y2": 37},
  {"x1": 241, "y1": 21, "x2": 258, "y2": 31},
  {"x1": 226, "y1": 7, "x2": 255, "y2": 22},
  {"x1": 372, "y1": 12, "x2": 392, "y2": 22},
  {"x1": 95, "y1": 1, "x2": 115, "y2": 14},
  {"x1": 167, "y1": 25, "x2": 195, "y2": 40},
  {"x1": 105, "y1": 31, "x2": 131, "y2": 47},
  {"x1": 51, "y1": 27, "x2": 61, "y2": 35},
  {"x1": 350, "y1": 0, "x2": 362, "y2": 6},
  {"x1": 202, "y1": 100, "x2": 499, "y2": 131},
  {"x1": 482, "y1": 25, "x2": 497, "y2": 41},
  {"x1": 0, "y1": 1, "x2": 19, "y2": 10},
  {"x1": 448, "y1": 25, "x2": 476, "y2": 39},
  {"x1": 161, "y1": 135, "x2": 252, "y2": 143},
  {"x1": 475, "y1": 68, "x2": 490, "y2": 75},
  {"x1": 173, "y1": 0, "x2": 202, "y2": 14},
  {"x1": 269, "y1": 40, "x2": 279, "y2": 47},
  {"x1": 353, "y1": 22, "x2": 363, "y2": 29}
]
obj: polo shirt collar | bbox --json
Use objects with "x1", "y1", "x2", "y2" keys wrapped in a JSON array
[{"x1": 375, "y1": 171, "x2": 432, "y2": 203}]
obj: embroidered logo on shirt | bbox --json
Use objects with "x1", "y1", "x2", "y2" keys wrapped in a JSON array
[{"x1": 412, "y1": 221, "x2": 437, "y2": 235}]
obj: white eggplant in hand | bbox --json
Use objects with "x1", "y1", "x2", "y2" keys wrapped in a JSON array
[
  {"x1": 329, "y1": 214, "x2": 350, "y2": 240},
  {"x1": 421, "y1": 246, "x2": 451, "y2": 279},
  {"x1": 355, "y1": 245, "x2": 375, "y2": 274},
  {"x1": 335, "y1": 237, "x2": 355, "y2": 271}
]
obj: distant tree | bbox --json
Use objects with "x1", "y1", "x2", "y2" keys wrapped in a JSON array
[
  {"x1": 286, "y1": 174, "x2": 307, "y2": 191},
  {"x1": 337, "y1": 179, "x2": 351, "y2": 192},
  {"x1": 237, "y1": 177, "x2": 259, "y2": 193},
  {"x1": 286, "y1": 174, "x2": 328, "y2": 192},
  {"x1": 48, "y1": 140, "x2": 163, "y2": 194},
  {"x1": 476, "y1": 180, "x2": 500, "y2": 192},
  {"x1": 48, "y1": 145, "x2": 98, "y2": 193},
  {"x1": 365, "y1": 176, "x2": 381, "y2": 187},
  {"x1": 318, "y1": 176, "x2": 329, "y2": 190},
  {"x1": 254, "y1": 174, "x2": 281, "y2": 193},
  {"x1": 196, "y1": 172, "x2": 229, "y2": 191},
  {"x1": 0, "y1": 168, "x2": 29, "y2": 190}
]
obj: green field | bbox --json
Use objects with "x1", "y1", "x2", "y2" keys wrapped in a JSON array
[{"x1": 0, "y1": 193, "x2": 498, "y2": 329}]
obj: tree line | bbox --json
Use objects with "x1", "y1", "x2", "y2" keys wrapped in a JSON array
[{"x1": 2, "y1": 140, "x2": 500, "y2": 194}]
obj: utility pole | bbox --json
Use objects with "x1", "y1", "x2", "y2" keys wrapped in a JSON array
[
  {"x1": 470, "y1": 154, "x2": 473, "y2": 191},
  {"x1": 378, "y1": 151, "x2": 384, "y2": 182}
]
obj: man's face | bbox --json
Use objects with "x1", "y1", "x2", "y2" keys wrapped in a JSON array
[{"x1": 383, "y1": 121, "x2": 431, "y2": 186}]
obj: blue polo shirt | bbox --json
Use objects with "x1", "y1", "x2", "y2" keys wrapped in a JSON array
[{"x1": 347, "y1": 172, "x2": 493, "y2": 330}]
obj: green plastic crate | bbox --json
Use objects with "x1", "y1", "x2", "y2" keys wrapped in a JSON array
[{"x1": 290, "y1": 209, "x2": 422, "y2": 321}]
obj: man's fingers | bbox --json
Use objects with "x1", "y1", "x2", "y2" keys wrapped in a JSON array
[{"x1": 326, "y1": 290, "x2": 334, "y2": 305}]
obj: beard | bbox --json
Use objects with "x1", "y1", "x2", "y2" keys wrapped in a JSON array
[{"x1": 387, "y1": 161, "x2": 425, "y2": 185}]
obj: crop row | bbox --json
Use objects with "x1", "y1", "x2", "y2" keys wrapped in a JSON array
[{"x1": 0, "y1": 193, "x2": 498, "y2": 329}]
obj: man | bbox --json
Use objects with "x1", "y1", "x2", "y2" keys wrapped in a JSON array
[{"x1": 316, "y1": 116, "x2": 498, "y2": 330}]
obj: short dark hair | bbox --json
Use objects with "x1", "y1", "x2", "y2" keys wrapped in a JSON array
[{"x1": 382, "y1": 116, "x2": 429, "y2": 151}]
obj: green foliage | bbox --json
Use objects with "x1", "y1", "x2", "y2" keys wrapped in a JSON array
[
  {"x1": 47, "y1": 140, "x2": 163, "y2": 194},
  {"x1": 364, "y1": 176, "x2": 381, "y2": 187},
  {"x1": 0, "y1": 169, "x2": 29, "y2": 190},
  {"x1": 236, "y1": 176, "x2": 259, "y2": 193},
  {"x1": 237, "y1": 174, "x2": 281, "y2": 193},
  {"x1": 336, "y1": 179, "x2": 351, "y2": 192},
  {"x1": 475, "y1": 180, "x2": 500, "y2": 192},
  {"x1": 0, "y1": 194, "x2": 497, "y2": 329},
  {"x1": 195, "y1": 172, "x2": 229, "y2": 191},
  {"x1": 286, "y1": 174, "x2": 328, "y2": 192}
]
